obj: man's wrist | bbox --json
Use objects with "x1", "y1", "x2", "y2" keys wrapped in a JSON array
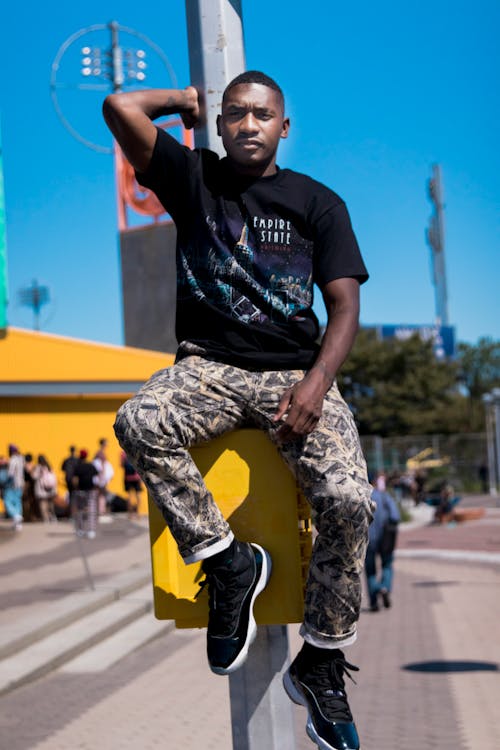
[{"x1": 311, "y1": 360, "x2": 336, "y2": 387}]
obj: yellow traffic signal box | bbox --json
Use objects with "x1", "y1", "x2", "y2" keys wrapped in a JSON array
[{"x1": 148, "y1": 429, "x2": 312, "y2": 628}]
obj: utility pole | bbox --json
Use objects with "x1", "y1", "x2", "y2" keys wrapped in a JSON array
[
  {"x1": 184, "y1": 3, "x2": 297, "y2": 748},
  {"x1": 426, "y1": 164, "x2": 449, "y2": 326},
  {"x1": 185, "y1": 0, "x2": 246, "y2": 154}
]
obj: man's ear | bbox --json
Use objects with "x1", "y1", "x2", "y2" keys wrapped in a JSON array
[
  {"x1": 216, "y1": 115, "x2": 222, "y2": 136},
  {"x1": 281, "y1": 117, "x2": 290, "y2": 140}
]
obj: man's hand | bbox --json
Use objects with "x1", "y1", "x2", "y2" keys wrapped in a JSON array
[
  {"x1": 272, "y1": 368, "x2": 332, "y2": 442},
  {"x1": 180, "y1": 85, "x2": 202, "y2": 129},
  {"x1": 271, "y1": 278, "x2": 362, "y2": 442}
]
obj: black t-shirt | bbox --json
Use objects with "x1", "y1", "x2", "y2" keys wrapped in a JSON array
[
  {"x1": 73, "y1": 461, "x2": 98, "y2": 491},
  {"x1": 136, "y1": 127, "x2": 368, "y2": 370}
]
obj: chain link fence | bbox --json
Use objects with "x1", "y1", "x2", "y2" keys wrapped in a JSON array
[{"x1": 360, "y1": 433, "x2": 488, "y2": 493}]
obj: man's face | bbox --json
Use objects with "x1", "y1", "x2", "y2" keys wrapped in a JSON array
[{"x1": 217, "y1": 83, "x2": 289, "y2": 176}]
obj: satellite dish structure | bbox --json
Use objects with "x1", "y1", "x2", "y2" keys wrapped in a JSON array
[{"x1": 50, "y1": 20, "x2": 177, "y2": 153}]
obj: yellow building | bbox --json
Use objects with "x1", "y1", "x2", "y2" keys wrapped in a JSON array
[{"x1": 0, "y1": 327, "x2": 174, "y2": 505}]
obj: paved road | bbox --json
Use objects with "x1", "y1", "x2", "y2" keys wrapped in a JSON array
[{"x1": 0, "y1": 495, "x2": 499, "y2": 750}]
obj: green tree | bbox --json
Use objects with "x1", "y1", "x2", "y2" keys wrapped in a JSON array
[
  {"x1": 457, "y1": 338, "x2": 500, "y2": 429},
  {"x1": 338, "y1": 329, "x2": 461, "y2": 436}
]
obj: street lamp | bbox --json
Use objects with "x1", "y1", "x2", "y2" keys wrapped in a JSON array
[
  {"x1": 80, "y1": 21, "x2": 148, "y2": 92},
  {"x1": 50, "y1": 20, "x2": 176, "y2": 153}
]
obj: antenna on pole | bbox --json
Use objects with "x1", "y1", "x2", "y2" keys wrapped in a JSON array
[
  {"x1": 18, "y1": 279, "x2": 50, "y2": 331},
  {"x1": 425, "y1": 164, "x2": 449, "y2": 326}
]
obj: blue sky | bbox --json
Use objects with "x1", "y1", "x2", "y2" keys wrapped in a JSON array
[{"x1": 2, "y1": 0, "x2": 499, "y2": 348}]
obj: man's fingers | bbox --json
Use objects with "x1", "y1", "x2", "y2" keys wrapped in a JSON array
[
  {"x1": 273, "y1": 389, "x2": 293, "y2": 421},
  {"x1": 276, "y1": 410, "x2": 319, "y2": 442}
]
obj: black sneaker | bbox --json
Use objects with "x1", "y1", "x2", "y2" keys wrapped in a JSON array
[
  {"x1": 201, "y1": 541, "x2": 271, "y2": 675},
  {"x1": 380, "y1": 589, "x2": 391, "y2": 609},
  {"x1": 283, "y1": 643, "x2": 360, "y2": 750}
]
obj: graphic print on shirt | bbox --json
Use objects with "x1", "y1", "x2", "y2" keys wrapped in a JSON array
[{"x1": 177, "y1": 207, "x2": 314, "y2": 326}]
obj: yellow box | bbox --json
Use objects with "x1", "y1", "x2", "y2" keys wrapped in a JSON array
[{"x1": 149, "y1": 429, "x2": 312, "y2": 628}]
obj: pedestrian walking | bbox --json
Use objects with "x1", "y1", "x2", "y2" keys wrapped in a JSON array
[{"x1": 365, "y1": 479, "x2": 400, "y2": 611}]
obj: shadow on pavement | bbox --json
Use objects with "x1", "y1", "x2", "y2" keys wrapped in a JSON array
[{"x1": 403, "y1": 660, "x2": 499, "y2": 673}]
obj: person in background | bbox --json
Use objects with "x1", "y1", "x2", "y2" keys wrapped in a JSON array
[
  {"x1": 31, "y1": 455, "x2": 58, "y2": 523},
  {"x1": 121, "y1": 452, "x2": 143, "y2": 518},
  {"x1": 61, "y1": 446, "x2": 78, "y2": 496},
  {"x1": 412, "y1": 470, "x2": 427, "y2": 505},
  {"x1": 22, "y1": 453, "x2": 38, "y2": 522},
  {"x1": 5, "y1": 445, "x2": 25, "y2": 531},
  {"x1": 72, "y1": 449, "x2": 99, "y2": 539},
  {"x1": 375, "y1": 470, "x2": 386, "y2": 492},
  {"x1": 93, "y1": 438, "x2": 114, "y2": 516},
  {"x1": 365, "y1": 475, "x2": 400, "y2": 611}
]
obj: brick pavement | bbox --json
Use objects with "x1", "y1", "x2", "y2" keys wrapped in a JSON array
[
  {"x1": 398, "y1": 508, "x2": 500, "y2": 555},
  {"x1": 1, "y1": 501, "x2": 499, "y2": 749}
]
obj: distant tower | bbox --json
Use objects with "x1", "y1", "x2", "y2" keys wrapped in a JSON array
[{"x1": 426, "y1": 164, "x2": 449, "y2": 326}]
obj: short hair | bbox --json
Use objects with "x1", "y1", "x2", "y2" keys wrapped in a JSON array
[{"x1": 223, "y1": 70, "x2": 284, "y2": 109}]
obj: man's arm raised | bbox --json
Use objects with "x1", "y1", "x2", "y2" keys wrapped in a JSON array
[{"x1": 102, "y1": 86, "x2": 200, "y2": 173}]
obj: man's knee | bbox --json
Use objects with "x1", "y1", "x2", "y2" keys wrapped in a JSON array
[
  {"x1": 114, "y1": 395, "x2": 159, "y2": 452},
  {"x1": 314, "y1": 483, "x2": 373, "y2": 537}
]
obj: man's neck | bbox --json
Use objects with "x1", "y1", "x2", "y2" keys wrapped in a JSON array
[{"x1": 226, "y1": 158, "x2": 278, "y2": 179}]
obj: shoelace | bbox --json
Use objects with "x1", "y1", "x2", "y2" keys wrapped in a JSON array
[
  {"x1": 310, "y1": 656, "x2": 359, "y2": 721},
  {"x1": 196, "y1": 569, "x2": 244, "y2": 633}
]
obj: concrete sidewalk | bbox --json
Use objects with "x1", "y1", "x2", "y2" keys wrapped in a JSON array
[
  {"x1": 0, "y1": 514, "x2": 151, "y2": 615},
  {"x1": 0, "y1": 499, "x2": 499, "y2": 749}
]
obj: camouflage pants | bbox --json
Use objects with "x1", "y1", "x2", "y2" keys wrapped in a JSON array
[{"x1": 114, "y1": 356, "x2": 373, "y2": 647}]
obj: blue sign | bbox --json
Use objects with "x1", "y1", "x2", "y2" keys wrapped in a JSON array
[{"x1": 378, "y1": 324, "x2": 455, "y2": 359}]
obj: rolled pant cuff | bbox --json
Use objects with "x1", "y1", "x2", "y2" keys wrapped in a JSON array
[
  {"x1": 182, "y1": 531, "x2": 234, "y2": 565},
  {"x1": 300, "y1": 623, "x2": 358, "y2": 650}
]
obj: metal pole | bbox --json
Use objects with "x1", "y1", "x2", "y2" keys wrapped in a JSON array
[
  {"x1": 109, "y1": 20, "x2": 125, "y2": 93},
  {"x1": 493, "y1": 393, "x2": 500, "y2": 500},
  {"x1": 426, "y1": 164, "x2": 449, "y2": 327},
  {"x1": 484, "y1": 396, "x2": 498, "y2": 496},
  {"x1": 185, "y1": 0, "x2": 246, "y2": 155},
  {"x1": 184, "y1": 3, "x2": 296, "y2": 747},
  {"x1": 229, "y1": 626, "x2": 297, "y2": 749},
  {"x1": 374, "y1": 435, "x2": 384, "y2": 473}
]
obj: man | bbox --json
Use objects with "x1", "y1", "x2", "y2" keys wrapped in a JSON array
[
  {"x1": 61, "y1": 445, "x2": 78, "y2": 496},
  {"x1": 365, "y1": 475, "x2": 400, "y2": 611},
  {"x1": 103, "y1": 71, "x2": 372, "y2": 750},
  {"x1": 72, "y1": 449, "x2": 98, "y2": 539}
]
